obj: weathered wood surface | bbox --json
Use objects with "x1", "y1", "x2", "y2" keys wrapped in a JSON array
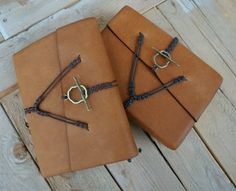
[
  {"x1": 0, "y1": 84, "x2": 18, "y2": 100},
  {"x1": 192, "y1": 0, "x2": 236, "y2": 69},
  {"x1": 0, "y1": 0, "x2": 163, "y2": 95},
  {"x1": 0, "y1": 105, "x2": 51, "y2": 191},
  {"x1": 1, "y1": 91, "x2": 121, "y2": 191},
  {"x1": 144, "y1": 7, "x2": 235, "y2": 191},
  {"x1": 1, "y1": 90, "x2": 186, "y2": 191},
  {"x1": 0, "y1": 0, "x2": 236, "y2": 190},
  {"x1": 107, "y1": 125, "x2": 185, "y2": 191},
  {"x1": 157, "y1": 0, "x2": 236, "y2": 185},
  {"x1": 0, "y1": 33, "x2": 4, "y2": 43},
  {"x1": 0, "y1": 0, "x2": 80, "y2": 39}
]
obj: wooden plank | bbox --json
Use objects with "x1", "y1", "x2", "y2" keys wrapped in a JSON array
[
  {"x1": 0, "y1": 105, "x2": 51, "y2": 191},
  {"x1": 143, "y1": 7, "x2": 235, "y2": 191},
  {"x1": 158, "y1": 0, "x2": 236, "y2": 110},
  {"x1": 0, "y1": 0, "x2": 23, "y2": 15},
  {"x1": 157, "y1": 0, "x2": 236, "y2": 185},
  {"x1": 192, "y1": 0, "x2": 236, "y2": 70},
  {"x1": 0, "y1": 0, "x2": 80, "y2": 39},
  {"x1": 191, "y1": 0, "x2": 236, "y2": 75},
  {"x1": 0, "y1": 0, "x2": 163, "y2": 95},
  {"x1": 1, "y1": 90, "x2": 185, "y2": 191},
  {"x1": 0, "y1": 90, "x2": 121, "y2": 191},
  {"x1": 0, "y1": 84, "x2": 18, "y2": 99},
  {"x1": 0, "y1": 32, "x2": 4, "y2": 43},
  {"x1": 176, "y1": 0, "x2": 236, "y2": 106},
  {"x1": 107, "y1": 125, "x2": 185, "y2": 191},
  {"x1": 154, "y1": 129, "x2": 235, "y2": 191},
  {"x1": 196, "y1": 91, "x2": 236, "y2": 187}
]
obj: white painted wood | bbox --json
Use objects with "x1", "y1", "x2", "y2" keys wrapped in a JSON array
[
  {"x1": 0, "y1": 0, "x2": 163, "y2": 95},
  {"x1": 0, "y1": 0, "x2": 80, "y2": 39},
  {"x1": 0, "y1": 0, "x2": 25, "y2": 15},
  {"x1": 174, "y1": 0, "x2": 236, "y2": 107},
  {"x1": 1, "y1": 90, "x2": 121, "y2": 191},
  {"x1": 143, "y1": 7, "x2": 235, "y2": 190},
  {"x1": 1, "y1": 90, "x2": 186, "y2": 191},
  {"x1": 192, "y1": 0, "x2": 236, "y2": 67},
  {"x1": 0, "y1": 105, "x2": 51, "y2": 191},
  {"x1": 176, "y1": 0, "x2": 236, "y2": 77},
  {"x1": 157, "y1": 0, "x2": 236, "y2": 185},
  {"x1": 155, "y1": 129, "x2": 235, "y2": 191},
  {"x1": 107, "y1": 125, "x2": 185, "y2": 191},
  {"x1": 0, "y1": 32, "x2": 4, "y2": 43},
  {"x1": 1, "y1": 0, "x2": 236, "y2": 190},
  {"x1": 157, "y1": 0, "x2": 236, "y2": 110},
  {"x1": 196, "y1": 91, "x2": 236, "y2": 187}
]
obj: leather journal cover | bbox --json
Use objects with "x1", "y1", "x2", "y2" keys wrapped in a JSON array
[
  {"x1": 13, "y1": 18, "x2": 138, "y2": 177},
  {"x1": 102, "y1": 6, "x2": 223, "y2": 149}
]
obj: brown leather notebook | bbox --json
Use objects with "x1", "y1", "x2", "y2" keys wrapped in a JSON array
[
  {"x1": 13, "y1": 18, "x2": 138, "y2": 177},
  {"x1": 102, "y1": 6, "x2": 223, "y2": 149}
]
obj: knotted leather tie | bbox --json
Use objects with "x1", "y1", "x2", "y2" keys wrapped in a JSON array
[
  {"x1": 25, "y1": 56, "x2": 117, "y2": 130},
  {"x1": 124, "y1": 33, "x2": 186, "y2": 109}
]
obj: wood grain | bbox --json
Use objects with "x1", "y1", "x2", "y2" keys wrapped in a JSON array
[
  {"x1": 143, "y1": 7, "x2": 235, "y2": 191},
  {"x1": 158, "y1": 0, "x2": 236, "y2": 110},
  {"x1": 1, "y1": 0, "x2": 236, "y2": 190},
  {"x1": 0, "y1": 33, "x2": 4, "y2": 43},
  {"x1": 0, "y1": 0, "x2": 163, "y2": 96},
  {"x1": 107, "y1": 125, "x2": 185, "y2": 191},
  {"x1": 0, "y1": 84, "x2": 18, "y2": 99},
  {"x1": 192, "y1": 0, "x2": 236, "y2": 70},
  {"x1": 176, "y1": 0, "x2": 236, "y2": 109},
  {"x1": 189, "y1": 0, "x2": 236, "y2": 77},
  {"x1": 0, "y1": 0, "x2": 80, "y2": 39},
  {"x1": 157, "y1": 0, "x2": 236, "y2": 185},
  {"x1": 0, "y1": 105, "x2": 51, "y2": 191},
  {"x1": 1, "y1": 90, "x2": 121, "y2": 191},
  {"x1": 1, "y1": 90, "x2": 186, "y2": 191}
]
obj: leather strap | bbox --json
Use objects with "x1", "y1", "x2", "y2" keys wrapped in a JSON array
[
  {"x1": 124, "y1": 33, "x2": 186, "y2": 109},
  {"x1": 25, "y1": 56, "x2": 117, "y2": 130}
]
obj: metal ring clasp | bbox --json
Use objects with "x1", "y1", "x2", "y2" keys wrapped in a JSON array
[
  {"x1": 152, "y1": 47, "x2": 180, "y2": 71},
  {"x1": 65, "y1": 76, "x2": 91, "y2": 111},
  {"x1": 66, "y1": 84, "x2": 88, "y2": 105}
]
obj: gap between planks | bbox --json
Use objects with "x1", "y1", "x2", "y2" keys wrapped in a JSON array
[
  {"x1": 193, "y1": 125, "x2": 236, "y2": 187},
  {"x1": 0, "y1": 0, "x2": 235, "y2": 190},
  {"x1": 0, "y1": 0, "x2": 81, "y2": 39},
  {"x1": 146, "y1": 4, "x2": 234, "y2": 189},
  {"x1": 0, "y1": 0, "x2": 164, "y2": 93},
  {"x1": 0, "y1": 104, "x2": 52, "y2": 191},
  {"x1": 156, "y1": 0, "x2": 236, "y2": 186},
  {"x1": 1, "y1": 90, "x2": 186, "y2": 191}
]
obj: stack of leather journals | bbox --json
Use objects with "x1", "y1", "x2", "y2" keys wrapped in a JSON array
[{"x1": 13, "y1": 6, "x2": 222, "y2": 177}]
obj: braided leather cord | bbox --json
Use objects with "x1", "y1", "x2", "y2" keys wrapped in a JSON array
[
  {"x1": 24, "y1": 56, "x2": 117, "y2": 130},
  {"x1": 87, "y1": 80, "x2": 117, "y2": 95},
  {"x1": 124, "y1": 33, "x2": 185, "y2": 109},
  {"x1": 165, "y1": 37, "x2": 179, "y2": 54}
]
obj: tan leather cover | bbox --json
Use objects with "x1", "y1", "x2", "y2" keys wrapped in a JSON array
[
  {"x1": 13, "y1": 18, "x2": 138, "y2": 177},
  {"x1": 102, "y1": 6, "x2": 223, "y2": 149}
]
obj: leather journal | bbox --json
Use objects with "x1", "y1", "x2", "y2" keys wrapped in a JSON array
[
  {"x1": 13, "y1": 18, "x2": 138, "y2": 177},
  {"x1": 102, "y1": 6, "x2": 223, "y2": 149}
]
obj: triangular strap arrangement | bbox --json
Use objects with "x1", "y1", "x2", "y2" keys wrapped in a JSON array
[
  {"x1": 25, "y1": 55, "x2": 118, "y2": 129},
  {"x1": 124, "y1": 32, "x2": 186, "y2": 109}
]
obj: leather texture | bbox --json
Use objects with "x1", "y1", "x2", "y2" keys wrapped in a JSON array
[
  {"x1": 13, "y1": 18, "x2": 138, "y2": 177},
  {"x1": 102, "y1": 6, "x2": 223, "y2": 149}
]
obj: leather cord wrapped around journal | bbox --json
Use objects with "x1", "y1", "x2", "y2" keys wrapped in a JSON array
[
  {"x1": 102, "y1": 6, "x2": 223, "y2": 149},
  {"x1": 13, "y1": 18, "x2": 138, "y2": 177}
]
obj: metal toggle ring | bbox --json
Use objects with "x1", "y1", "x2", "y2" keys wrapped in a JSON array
[
  {"x1": 153, "y1": 50, "x2": 171, "y2": 69},
  {"x1": 66, "y1": 84, "x2": 88, "y2": 105},
  {"x1": 152, "y1": 47, "x2": 180, "y2": 71}
]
